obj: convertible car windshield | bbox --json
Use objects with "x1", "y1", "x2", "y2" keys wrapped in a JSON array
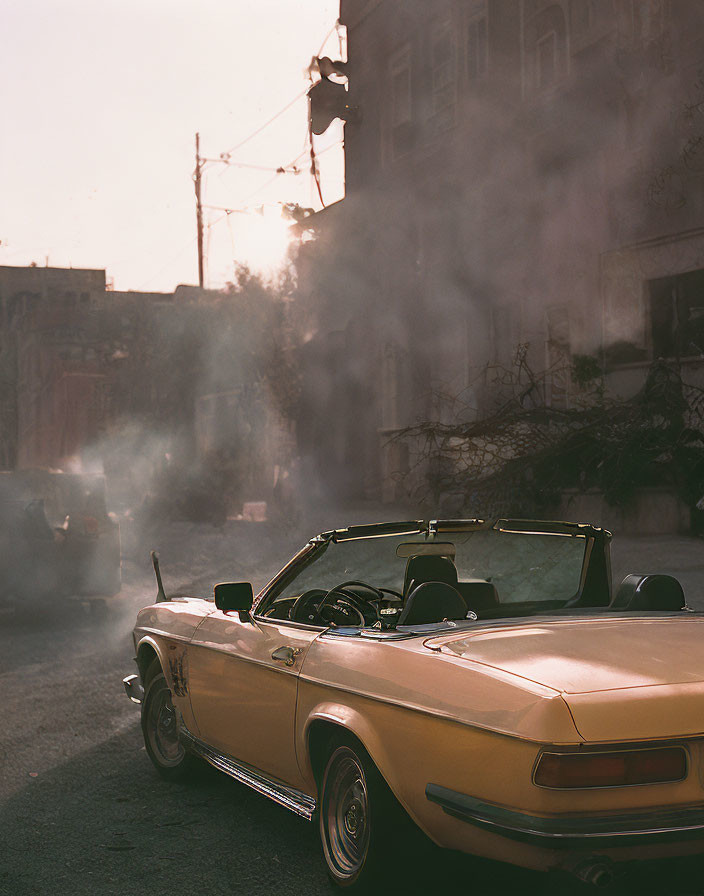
[{"x1": 258, "y1": 520, "x2": 597, "y2": 630}]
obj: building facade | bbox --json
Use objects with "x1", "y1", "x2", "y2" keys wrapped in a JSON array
[
  {"x1": 298, "y1": 0, "x2": 704, "y2": 500},
  {"x1": 0, "y1": 264, "x2": 294, "y2": 515},
  {"x1": 0, "y1": 266, "x2": 108, "y2": 469}
]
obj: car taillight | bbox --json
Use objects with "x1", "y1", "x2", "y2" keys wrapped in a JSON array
[{"x1": 534, "y1": 748, "x2": 687, "y2": 789}]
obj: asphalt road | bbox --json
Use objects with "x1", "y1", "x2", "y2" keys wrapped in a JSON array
[{"x1": 3, "y1": 521, "x2": 704, "y2": 896}]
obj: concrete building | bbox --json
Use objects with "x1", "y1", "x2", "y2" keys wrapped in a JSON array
[
  {"x1": 0, "y1": 266, "x2": 185, "y2": 470},
  {"x1": 298, "y1": 0, "x2": 704, "y2": 501},
  {"x1": 0, "y1": 266, "x2": 108, "y2": 468},
  {"x1": 0, "y1": 264, "x2": 293, "y2": 515}
]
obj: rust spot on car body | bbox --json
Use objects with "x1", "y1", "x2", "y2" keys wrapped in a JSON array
[{"x1": 168, "y1": 651, "x2": 188, "y2": 696}]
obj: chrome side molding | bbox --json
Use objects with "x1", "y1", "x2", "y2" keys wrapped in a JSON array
[
  {"x1": 426, "y1": 783, "x2": 704, "y2": 847},
  {"x1": 179, "y1": 728, "x2": 317, "y2": 821}
]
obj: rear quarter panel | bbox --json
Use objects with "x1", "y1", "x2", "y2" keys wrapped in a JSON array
[
  {"x1": 296, "y1": 634, "x2": 704, "y2": 866},
  {"x1": 297, "y1": 636, "x2": 576, "y2": 824}
]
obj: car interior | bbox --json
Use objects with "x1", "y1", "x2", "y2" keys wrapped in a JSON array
[{"x1": 258, "y1": 527, "x2": 690, "y2": 632}]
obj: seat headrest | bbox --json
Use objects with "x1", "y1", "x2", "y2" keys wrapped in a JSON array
[
  {"x1": 456, "y1": 579, "x2": 499, "y2": 612},
  {"x1": 403, "y1": 554, "x2": 458, "y2": 596},
  {"x1": 398, "y1": 581, "x2": 468, "y2": 627},
  {"x1": 611, "y1": 574, "x2": 685, "y2": 611}
]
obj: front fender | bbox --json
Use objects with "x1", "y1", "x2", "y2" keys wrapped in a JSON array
[
  {"x1": 136, "y1": 634, "x2": 170, "y2": 685},
  {"x1": 135, "y1": 632, "x2": 199, "y2": 734}
]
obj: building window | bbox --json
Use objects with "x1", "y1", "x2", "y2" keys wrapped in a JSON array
[
  {"x1": 524, "y1": 4, "x2": 568, "y2": 94},
  {"x1": 570, "y1": 0, "x2": 615, "y2": 52},
  {"x1": 571, "y1": 0, "x2": 595, "y2": 36},
  {"x1": 430, "y1": 22, "x2": 457, "y2": 131},
  {"x1": 630, "y1": 0, "x2": 666, "y2": 44},
  {"x1": 466, "y1": 14, "x2": 488, "y2": 81},
  {"x1": 389, "y1": 45, "x2": 413, "y2": 159},
  {"x1": 536, "y1": 31, "x2": 558, "y2": 89},
  {"x1": 649, "y1": 269, "x2": 704, "y2": 359}
]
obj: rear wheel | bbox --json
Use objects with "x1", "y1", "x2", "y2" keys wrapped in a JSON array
[
  {"x1": 141, "y1": 660, "x2": 194, "y2": 780},
  {"x1": 319, "y1": 740, "x2": 405, "y2": 889}
]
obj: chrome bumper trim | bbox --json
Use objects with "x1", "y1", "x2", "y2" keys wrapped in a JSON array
[
  {"x1": 426, "y1": 784, "x2": 704, "y2": 848},
  {"x1": 123, "y1": 674, "x2": 144, "y2": 704},
  {"x1": 180, "y1": 728, "x2": 316, "y2": 821}
]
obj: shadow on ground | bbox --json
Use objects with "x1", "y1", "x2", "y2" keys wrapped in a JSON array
[{"x1": 2, "y1": 723, "x2": 704, "y2": 896}]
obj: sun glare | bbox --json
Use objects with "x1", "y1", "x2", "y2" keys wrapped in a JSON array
[{"x1": 237, "y1": 210, "x2": 292, "y2": 278}]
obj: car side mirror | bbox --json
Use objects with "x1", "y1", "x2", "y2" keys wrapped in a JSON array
[{"x1": 214, "y1": 582, "x2": 254, "y2": 620}]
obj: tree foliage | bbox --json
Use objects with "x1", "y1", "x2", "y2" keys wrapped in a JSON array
[{"x1": 392, "y1": 346, "x2": 704, "y2": 518}]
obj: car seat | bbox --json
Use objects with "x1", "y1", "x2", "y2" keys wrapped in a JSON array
[
  {"x1": 610, "y1": 574, "x2": 685, "y2": 611},
  {"x1": 397, "y1": 581, "x2": 469, "y2": 626}
]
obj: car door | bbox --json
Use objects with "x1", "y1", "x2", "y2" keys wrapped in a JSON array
[{"x1": 186, "y1": 611, "x2": 319, "y2": 789}]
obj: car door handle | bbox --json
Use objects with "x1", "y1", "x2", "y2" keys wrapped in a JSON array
[{"x1": 271, "y1": 646, "x2": 301, "y2": 666}]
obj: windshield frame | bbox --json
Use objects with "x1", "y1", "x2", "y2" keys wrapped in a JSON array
[{"x1": 252, "y1": 518, "x2": 611, "y2": 628}]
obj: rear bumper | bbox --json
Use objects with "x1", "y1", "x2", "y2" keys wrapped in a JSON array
[
  {"x1": 426, "y1": 783, "x2": 704, "y2": 848},
  {"x1": 123, "y1": 674, "x2": 144, "y2": 704}
]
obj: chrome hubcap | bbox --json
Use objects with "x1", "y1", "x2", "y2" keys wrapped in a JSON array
[
  {"x1": 322, "y1": 749, "x2": 369, "y2": 878},
  {"x1": 344, "y1": 799, "x2": 362, "y2": 836},
  {"x1": 147, "y1": 683, "x2": 184, "y2": 767}
]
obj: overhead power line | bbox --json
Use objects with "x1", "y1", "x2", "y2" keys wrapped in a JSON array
[
  {"x1": 193, "y1": 19, "x2": 345, "y2": 279},
  {"x1": 208, "y1": 137, "x2": 343, "y2": 219},
  {"x1": 203, "y1": 203, "x2": 277, "y2": 215},
  {"x1": 203, "y1": 157, "x2": 302, "y2": 175},
  {"x1": 316, "y1": 21, "x2": 338, "y2": 57},
  {"x1": 223, "y1": 87, "x2": 310, "y2": 157},
  {"x1": 238, "y1": 172, "x2": 282, "y2": 207},
  {"x1": 219, "y1": 19, "x2": 342, "y2": 159},
  {"x1": 274, "y1": 137, "x2": 342, "y2": 180}
]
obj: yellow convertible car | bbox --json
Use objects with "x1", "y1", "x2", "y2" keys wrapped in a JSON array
[{"x1": 123, "y1": 519, "x2": 703, "y2": 888}]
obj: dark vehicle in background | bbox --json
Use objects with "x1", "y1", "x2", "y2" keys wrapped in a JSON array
[{"x1": 0, "y1": 470, "x2": 121, "y2": 612}]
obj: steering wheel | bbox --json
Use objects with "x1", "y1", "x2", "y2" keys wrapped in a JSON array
[
  {"x1": 317, "y1": 580, "x2": 384, "y2": 626},
  {"x1": 289, "y1": 589, "x2": 327, "y2": 624},
  {"x1": 290, "y1": 581, "x2": 385, "y2": 626},
  {"x1": 377, "y1": 587, "x2": 403, "y2": 601},
  {"x1": 290, "y1": 587, "x2": 369, "y2": 626},
  {"x1": 318, "y1": 599, "x2": 366, "y2": 627}
]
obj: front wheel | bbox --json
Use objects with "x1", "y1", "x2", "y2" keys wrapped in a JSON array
[
  {"x1": 319, "y1": 742, "x2": 402, "y2": 889},
  {"x1": 141, "y1": 661, "x2": 194, "y2": 781}
]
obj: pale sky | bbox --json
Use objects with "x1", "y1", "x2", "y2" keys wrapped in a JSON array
[{"x1": 1, "y1": 0, "x2": 343, "y2": 291}]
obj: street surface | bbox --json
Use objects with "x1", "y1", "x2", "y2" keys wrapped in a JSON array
[{"x1": 3, "y1": 515, "x2": 704, "y2": 895}]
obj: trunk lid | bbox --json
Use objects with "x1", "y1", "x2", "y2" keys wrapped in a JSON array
[{"x1": 427, "y1": 615, "x2": 704, "y2": 742}]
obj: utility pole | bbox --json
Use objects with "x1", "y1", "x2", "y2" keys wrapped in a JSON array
[{"x1": 194, "y1": 132, "x2": 205, "y2": 288}]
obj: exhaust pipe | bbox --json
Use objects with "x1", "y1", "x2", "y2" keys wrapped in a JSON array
[{"x1": 571, "y1": 856, "x2": 616, "y2": 888}]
